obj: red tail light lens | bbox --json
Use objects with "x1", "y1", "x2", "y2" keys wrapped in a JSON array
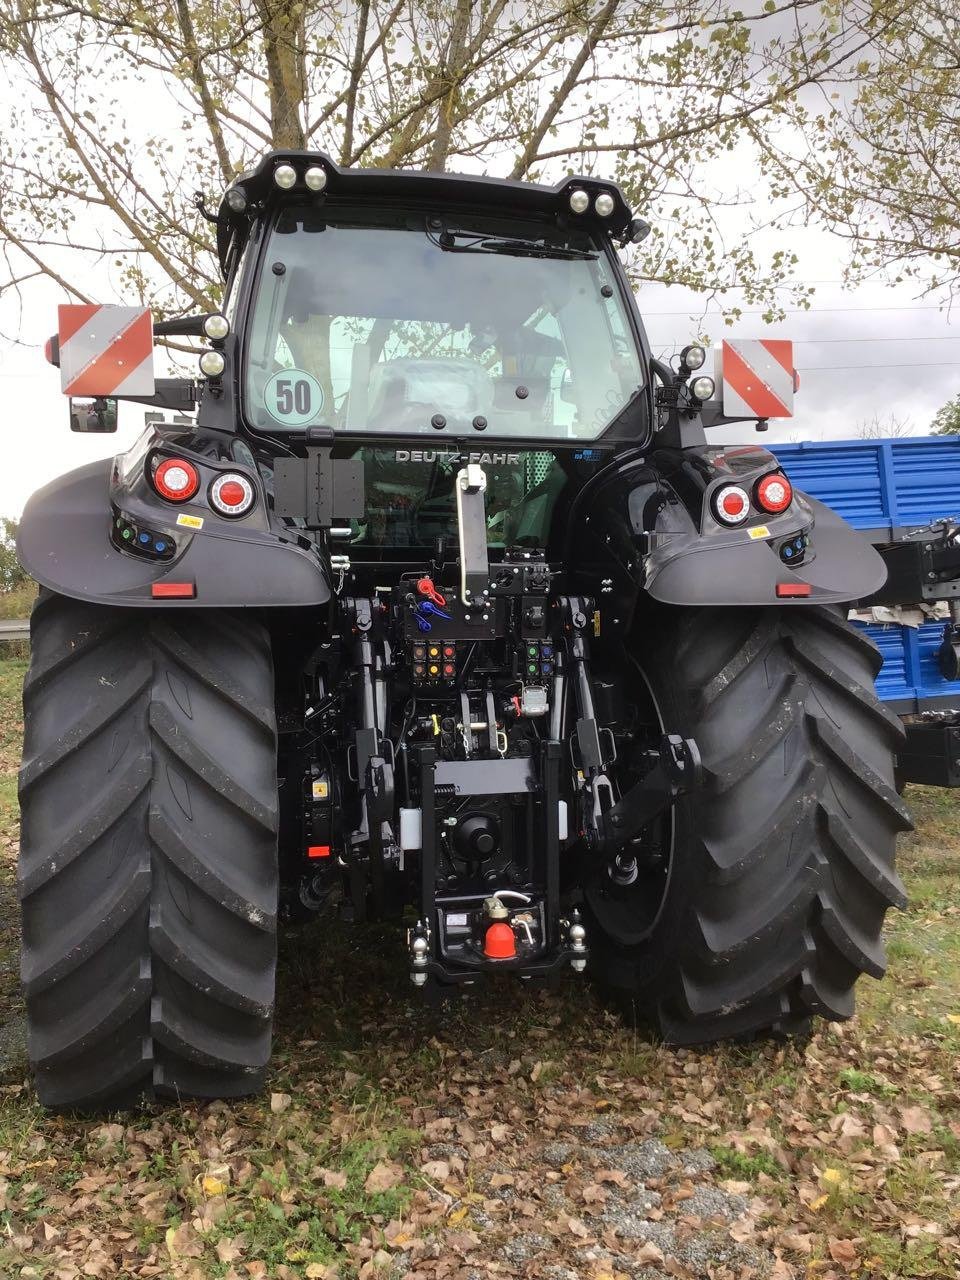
[
  {"x1": 209, "y1": 472, "x2": 255, "y2": 517},
  {"x1": 755, "y1": 471, "x2": 793, "y2": 514},
  {"x1": 152, "y1": 457, "x2": 200, "y2": 503},
  {"x1": 713, "y1": 484, "x2": 750, "y2": 525}
]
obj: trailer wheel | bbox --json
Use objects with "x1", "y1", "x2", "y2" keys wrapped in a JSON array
[
  {"x1": 585, "y1": 605, "x2": 911, "y2": 1044},
  {"x1": 18, "y1": 592, "x2": 278, "y2": 1110}
]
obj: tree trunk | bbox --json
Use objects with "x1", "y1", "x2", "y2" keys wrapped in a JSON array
[{"x1": 257, "y1": 0, "x2": 307, "y2": 149}]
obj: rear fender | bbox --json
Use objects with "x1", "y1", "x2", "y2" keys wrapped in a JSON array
[
  {"x1": 17, "y1": 431, "x2": 330, "y2": 608},
  {"x1": 576, "y1": 444, "x2": 886, "y2": 607}
]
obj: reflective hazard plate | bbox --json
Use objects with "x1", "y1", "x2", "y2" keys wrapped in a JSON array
[{"x1": 58, "y1": 304, "x2": 155, "y2": 397}]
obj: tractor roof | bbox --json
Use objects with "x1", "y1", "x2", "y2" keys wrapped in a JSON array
[{"x1": 215, "y1": 150, "x2": 635, "y2": 275}]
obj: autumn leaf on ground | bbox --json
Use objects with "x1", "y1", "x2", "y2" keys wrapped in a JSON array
[{"x1": 364, "y1": 1160, "x2": 403, "y2": 1192}]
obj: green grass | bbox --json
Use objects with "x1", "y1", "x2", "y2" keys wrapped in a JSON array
[
  {"x1": 0, "y1": 583, "x2": 35, "y2": 620},
  {"x1": 708, "y1": 1144, "x2": 784, "y2": 1181}
]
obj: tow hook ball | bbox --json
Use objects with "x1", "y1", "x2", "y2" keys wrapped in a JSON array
[
  {"x1": 567, "y1": 910, "x2": 588, "y2": 972},
  {"x1": 409, "y1": 926, "x2": 430, "y2": 986}
]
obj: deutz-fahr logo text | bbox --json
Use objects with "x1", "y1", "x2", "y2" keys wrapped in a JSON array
[{"x1": 395, "y1": 449, "x2": 521, "y2": 465}]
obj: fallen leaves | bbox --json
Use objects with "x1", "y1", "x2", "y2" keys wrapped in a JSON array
[
  {"x1": 0, "y1": 786, "x2": 957, "y2": 1280},
  {"x1": 899, "y1": 1103, "x2": 933, "y2": 1134},
  {"x1": 363, "y1": 1160, "x2": 403, "y2": 1193}
]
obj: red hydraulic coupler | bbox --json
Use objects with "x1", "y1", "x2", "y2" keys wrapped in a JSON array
[{"x1": 416, "y1": 576, "x2": 446, "y2": 607}]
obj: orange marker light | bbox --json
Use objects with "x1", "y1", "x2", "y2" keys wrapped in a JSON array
[
  {"x1": 776, "y1": 582, "x2": 811, "y2": 598},
  {"x1": 307, "y1": 844, "x2": 331, "y2": 859},
  {"x1": 151, "y1": 582, "x2": 195, "y2": 598}
]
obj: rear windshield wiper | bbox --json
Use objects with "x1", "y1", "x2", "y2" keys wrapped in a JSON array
[{"x1": 432, "y1": 228, "x2": 597, "y2": 260}]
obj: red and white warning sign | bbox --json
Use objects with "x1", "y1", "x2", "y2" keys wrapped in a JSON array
[
  {"x1": 58, "y1": 304, "x2": 155, "y2": 397},
  {"x1": 720, "y1": 339, "x2": 795, "y2": 419}
]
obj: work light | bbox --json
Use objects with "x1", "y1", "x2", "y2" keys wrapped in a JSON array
[
  {"x1": 680, "y1": 344, "x2": 706, "y2": 371},
  {"x1": 691, "y1": 375, "x2": 715, "y2": 401},
  {"x1": 202, "y1": 314, "x2": 230, "y2": 341},
  {"x1": 304, "y1": 165, "x2": 327, "y2": 192},
  {"x1": 199, "y1": 350, "x2": 226, "y2": 377}
]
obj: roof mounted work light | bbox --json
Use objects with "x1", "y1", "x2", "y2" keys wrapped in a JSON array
[
  {"x1": 224, "y1": 186, "x2": 247, "y2": 213},
  {"x1": 273, "y1": 163, "x2": 297, "y2": 190},
  {"x1": 304, "y1": 165, "x2": 327, "y2": 192}
]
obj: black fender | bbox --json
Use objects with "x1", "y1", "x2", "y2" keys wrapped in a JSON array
[
  {"x1": 643, "y1": 492, "x2": 886, "y2": 605},
  {"x1": 571, "y1": 444, "x2": 886, "y2": 608},
  {"x1": 17, "y1": 456, "x2": 331, "y2": 609}
]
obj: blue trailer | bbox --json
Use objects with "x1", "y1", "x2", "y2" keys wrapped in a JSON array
[{"x1": 772, "y1": 435, "x2": 960, "y2": 786}]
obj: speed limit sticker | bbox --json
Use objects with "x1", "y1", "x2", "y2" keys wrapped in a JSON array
[{"x1": 263, "y1": 369, "x2": 323, "y2": 426}]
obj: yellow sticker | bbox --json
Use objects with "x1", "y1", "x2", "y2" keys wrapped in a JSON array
[
  {"x1": 593, "y1": 609, "x2": 601, "y2": 637},
  {"x1": 176, "y1": 513, "x2": 204, "y2": 529},
  {"x1": 747, "y1": 524, "x2": 771, "y2": 540},
  {"x1": 311, "y1": 778, "x2": 329, "y2": 801}
]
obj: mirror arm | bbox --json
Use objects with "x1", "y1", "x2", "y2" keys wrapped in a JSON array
[{"x1": 120, "y1": 377, "x2": 200, "y2": 410}]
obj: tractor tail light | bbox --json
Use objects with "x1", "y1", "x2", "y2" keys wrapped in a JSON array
[
  {"x1": 152, "y1": 457, "x2": 200, "y2": 503},
  {"x1": 209, "y1": 472, "x2": 255, "y2": 517},
  {"x1": 756, "y1": 471, "x2": 793, "y2": 514},
  {"x1": 713, "y1": 484, "x2": 750, "y2": 525}
]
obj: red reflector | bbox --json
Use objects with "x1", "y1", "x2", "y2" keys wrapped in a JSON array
[
  {"x1": 307, "y1": 844, "x2": 331, "y2": 859},
  {"x1": 722, "y1": 491, "x2": 745, "y2": 516},
  {"x1": 776, "y1": 582, "x2": 811, "y2": 598},
  {"x1": 217, "y1": 480, "x2": 246, "y2": 507},
  {"x1": 151, "y1": 582, "x2": 195, "y2": 598}
]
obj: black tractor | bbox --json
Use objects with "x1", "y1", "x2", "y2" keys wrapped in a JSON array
[{"x1": 17, "y1": 153, "x2": 910, "y2": 1110}]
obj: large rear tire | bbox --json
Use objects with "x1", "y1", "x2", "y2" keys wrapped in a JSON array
[
  {"x1": 18, "y1": 593, "x2": 278, "y2": 1110},
  {"x1": 585, "y1": 605, "x2": 911, "y2": 1044}
]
